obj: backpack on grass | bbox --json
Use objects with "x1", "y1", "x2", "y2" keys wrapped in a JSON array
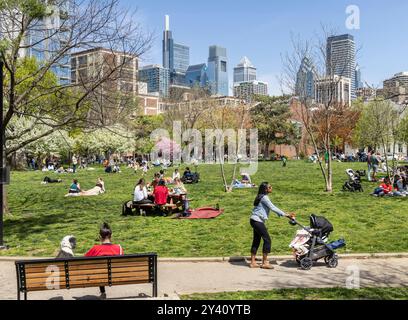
[{"x1": 122, "y1": 201, "x2": 133, "y2": 216}]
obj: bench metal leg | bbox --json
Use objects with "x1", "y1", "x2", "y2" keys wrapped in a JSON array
[
  {"x1": 17, "y1": 290, "x2": 20, "y2": 301},
  {"x1": 24, "y1": 291, "x2": 27, "y2": 301},
  {"x1": 153, "y1": 282, "x2": 157, "y2": 298}
]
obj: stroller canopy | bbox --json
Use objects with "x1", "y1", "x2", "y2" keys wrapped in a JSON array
[{"x1": 310, "y1": 214, "x2": 334, "y2": 236}]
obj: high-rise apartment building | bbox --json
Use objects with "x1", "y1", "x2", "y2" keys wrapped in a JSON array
[
  {"x1": 233, "y1": 57, "x2": 257, "y2": 83},
  {"x1": 233, "y1": 80, "x2": 268, "y2": 103},
  {"x1": 383, "y1": 72, "x2": 408, "y2": 104},
  {"x1": 138, "y1": 65, "x2": 170, "y2": 98},
  {"x1": 314, "y1": 76, "x2": 351, "y2": 106},
  {"x1": 71, "y1": 48, "x2": 139, "y2": 94},
  {"x1": 162, "y1": 15, "x2": 190, "y2": 86},
  {"x1": 207, "y1": 45, "x2": 229, "y2": 96},
  {"x1": 326, "y1": 34, "x2": 357, "y2": 100}
]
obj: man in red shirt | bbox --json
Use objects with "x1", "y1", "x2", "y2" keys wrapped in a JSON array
[
  {"x1": 153, "y1": 180, "x2": 169, "y2": 216},
  {"x1": 85, "y1": 222, "x2": 123, "y2": 298}
]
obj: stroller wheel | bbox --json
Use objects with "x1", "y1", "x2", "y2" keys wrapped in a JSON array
[
  {"x1": 326, "y1": 254, "x2": 339, "y2": 268},
  {"x1": 300, "y1": 257, "x2": 313, "y2": 270}
]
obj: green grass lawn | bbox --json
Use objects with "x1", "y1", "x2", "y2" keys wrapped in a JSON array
[
  {"x1": 181, "y1": 287, "x2": 408, "y2": 300},
  {"x1": 1, "y1": 161, "x2": 407, "y2": 257}
]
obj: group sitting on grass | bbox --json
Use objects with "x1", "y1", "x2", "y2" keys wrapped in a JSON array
[
  {"x1": 372, "y1": 175, "x2": 408, "y2": 197},
  {"x1": 65, "y1": 178, "x2": 105, "y2": 197}
]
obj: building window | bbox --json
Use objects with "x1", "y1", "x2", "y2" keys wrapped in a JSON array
[{"x1": 221, "y1": 61, "x2": 227, "y2": 72}]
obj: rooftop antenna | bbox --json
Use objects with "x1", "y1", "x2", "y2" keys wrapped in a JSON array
[{"x1": 165, "y1": 15, "x2": 170, "y2": 31}]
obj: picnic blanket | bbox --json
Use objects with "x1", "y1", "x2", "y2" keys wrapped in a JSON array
[{"x1": 177, "y1": 207, "x2": 224, "y2": 219}]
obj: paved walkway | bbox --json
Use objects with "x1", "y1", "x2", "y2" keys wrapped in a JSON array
[{"x1": 1, "y1": 257, "x2": 407, "y2": 300}]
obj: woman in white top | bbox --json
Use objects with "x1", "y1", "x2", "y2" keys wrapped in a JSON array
[
  {"x1": 172, "y1": 169, "x2": 181, "y2": 182},
  {"x1": 133, "y1": 178, "x2": 153, "y2": 205}
]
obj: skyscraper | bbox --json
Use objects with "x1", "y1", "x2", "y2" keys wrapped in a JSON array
[
  {"x1": 21, "y1": 0, "x2": 71, "y2": 84},
  {"x1": 355, "y1": 64, "x2": 363, "y2": 89},
  {"x1": 185, "y1": 64, "x2": 209, "y2": 88},
  {"x1": 296, "y1": 57, "x2": 315, "y2": 99},
  {"x1": 162, "y1": 15, "x2": 190, "y2": 85},
  {"x1": 326, "y1": 34, "x2": 357, "y2": 100},
  {"x1": 138, "y1": 65, "x2": 170, "y2": 98},
  {"x1": 233, "y1": 57, "x2": 257, "y2": 83},
  {"x1": 207, "y1": 45, "x2": 229, "y2": 96}
]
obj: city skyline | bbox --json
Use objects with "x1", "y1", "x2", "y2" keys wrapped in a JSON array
[{"x1": 124, "y1": 0, "x2": 408, "y2": 96}]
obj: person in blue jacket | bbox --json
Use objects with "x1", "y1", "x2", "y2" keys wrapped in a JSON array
[{"x1": 249, "y1": 182, "x2": 291, "y2": 269}]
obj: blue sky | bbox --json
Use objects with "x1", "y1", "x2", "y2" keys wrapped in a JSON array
[{"x1": 123, "y1": 0, "x2": 408, "y2": 95}]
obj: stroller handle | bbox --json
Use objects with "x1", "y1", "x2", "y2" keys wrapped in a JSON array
[{"x1": 286, "y1": 216, "x2": 312, "y2": 234}]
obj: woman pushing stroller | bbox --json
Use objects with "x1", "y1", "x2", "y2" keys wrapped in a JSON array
[{"x1": 249, "y1": 182, "x2": 294, "y2": 269}]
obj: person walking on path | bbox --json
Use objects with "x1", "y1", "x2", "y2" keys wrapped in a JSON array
[{"x1": 249, "y1": 182, "x2": 291, "y2": 270}]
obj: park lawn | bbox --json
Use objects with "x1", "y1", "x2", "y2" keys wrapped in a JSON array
[
  {"x1": 181, "y1": 287, "x2": 408, "y2": 300},
  {"x1": 1, "y1": 161, "x2": 408, "y2": 257}
]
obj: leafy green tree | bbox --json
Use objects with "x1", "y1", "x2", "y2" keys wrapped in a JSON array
[{"x1": 250, "y1": 95, "x2": 299, "y2": 159}]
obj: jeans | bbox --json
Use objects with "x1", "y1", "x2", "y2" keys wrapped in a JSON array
[
  {"x1": 250, "y1": 219, "x2": 272, "y2": 255},
  {"x1": 367, "y1": 164, "x2": 372, "y2": 181}
]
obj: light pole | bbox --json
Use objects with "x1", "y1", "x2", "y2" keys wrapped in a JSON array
[{"x1": 0, "y1": 60, "x2": 9, "y2": 250}]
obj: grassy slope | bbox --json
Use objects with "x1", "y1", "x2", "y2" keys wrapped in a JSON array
[
  {"x1": 2, "y1": 161, "x2": 407, "y2": 257},
  {"x1": 181, "y1": 287, "x2": 408, "y2": 300}
]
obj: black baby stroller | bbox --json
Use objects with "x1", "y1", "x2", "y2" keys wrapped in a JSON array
[
  {"x1": 342, "y1": 169, "x2": 364, "y2": 192},
  {"x1": 289, "y1": 214, "x2": 346, "y2": 270}
]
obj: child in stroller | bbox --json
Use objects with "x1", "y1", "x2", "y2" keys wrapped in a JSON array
[
  {"x1": 289, "y1": 214, "x2": 346, "y2": 270},
  {"x1": 343, "y1": 169, "x2": 364, "y2": 192}
]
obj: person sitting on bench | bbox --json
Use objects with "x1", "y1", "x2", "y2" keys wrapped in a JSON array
[
  {"x1": 133, "y1": 178, "x2": 153, "y2": 205},
  {"x1": 85, "y1": 222, "x2": 124, "y2": 299},
  {"x1": 153, "y1": 179, "x2": 169, "y2": 216}
]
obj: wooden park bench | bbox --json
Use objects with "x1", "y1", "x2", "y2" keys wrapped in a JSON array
[{"x1": 15, "y1": 253, "x2": 158, "y2": 300}]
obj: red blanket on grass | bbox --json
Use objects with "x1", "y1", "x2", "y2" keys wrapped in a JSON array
[{"x1": 178, "y1": 207, "x2": 224, "y2": 219}]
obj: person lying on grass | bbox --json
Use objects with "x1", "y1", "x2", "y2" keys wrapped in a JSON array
[
  {"x1": 79, "y1": 178, "x2": 106, "y2": 196},
  {"x1": 42, "y1": 176, "x2": 62, "y2": 184}
]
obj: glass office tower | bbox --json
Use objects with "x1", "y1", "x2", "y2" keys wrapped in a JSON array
[
  {"x1": 185, "y1": 63, "x2": 208, "y2": 88},
  {"x1": 207, "y1": 45, "x2": 229, "y2": 96},
  {"x1": 233, "y1": 57, "x2": 257, "y2": 83},
  {"x1": 138, "y1": 65, "x2": 170, "y2": 98},
  {"x1": 162, "y1": 15, "x2": 190, "y2": 85}
]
